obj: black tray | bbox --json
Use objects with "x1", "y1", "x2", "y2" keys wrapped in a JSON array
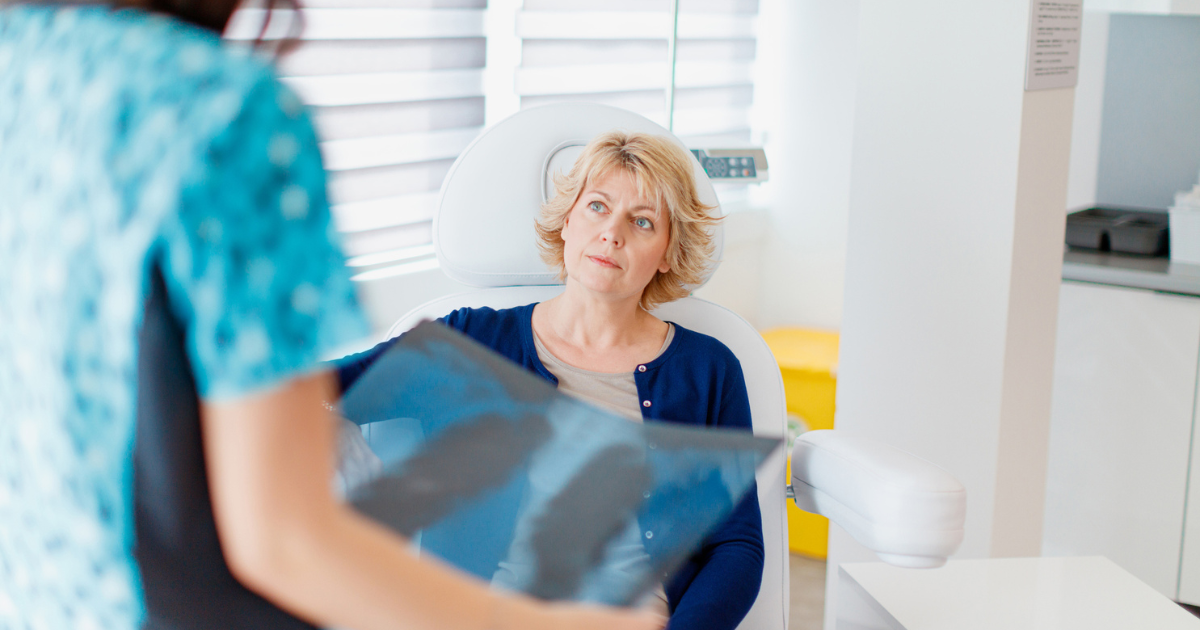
[{"x1": 1066, "y1": 207, "x2": 1169, "y2": 256}]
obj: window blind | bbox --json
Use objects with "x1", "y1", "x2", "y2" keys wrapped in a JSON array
[
  {"x1": 225, "y1": 0, "x2": 486, "y2": 277},
  {"x1": 514, "y1": 0, "x2": 759, "y2": 149}
]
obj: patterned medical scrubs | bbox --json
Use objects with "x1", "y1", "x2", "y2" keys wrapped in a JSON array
[{"x1": 0, "y1": 7, "x2": 369, "y2": 629}]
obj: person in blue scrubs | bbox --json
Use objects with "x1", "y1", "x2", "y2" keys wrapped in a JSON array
[
  {"x1": 0, "y1": 3, "x2": 664, "y2": 630},
  {"x1": 339, "y1": 131, "x2": 765, "y2": 630}
]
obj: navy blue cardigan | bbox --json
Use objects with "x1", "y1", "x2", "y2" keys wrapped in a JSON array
[{"x1": 336, "y1": 304, "x2": 764, "y2": 630}]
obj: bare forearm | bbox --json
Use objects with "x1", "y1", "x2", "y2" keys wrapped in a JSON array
[
  {"x1": 236, "y1": 502, "x2": 494, "y2": 630},
  {"x1": 228, "y1": 497, "x2": 659, "y2": 630}
]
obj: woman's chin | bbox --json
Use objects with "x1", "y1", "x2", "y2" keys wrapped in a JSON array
[{"x1": 565, "y1": 277, "x2": 643, "y2": 303}]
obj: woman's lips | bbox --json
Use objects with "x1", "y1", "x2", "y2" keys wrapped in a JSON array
[{"x1": 588, "y1": 255, "x2": 620, "y2": 269}]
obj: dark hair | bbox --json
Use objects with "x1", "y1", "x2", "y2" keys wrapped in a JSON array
[
  {"x1": 3, "y1": 0, "x2": 304, "y2": 55},
  {"x1": 135, "y1": 0, "x2": 244, "y2": 33},
  {"x1": 139, "y1": 0, "x2": 304, "y2": 55}
]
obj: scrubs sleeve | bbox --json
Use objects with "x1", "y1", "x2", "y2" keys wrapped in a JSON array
[{"x1": 159, "y1": 75, "x2": 370, "y2": 401}]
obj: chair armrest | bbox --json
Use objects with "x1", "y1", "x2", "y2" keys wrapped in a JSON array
[{"x1": 790, "y1": 430, "x2": 966, "y2": 568}]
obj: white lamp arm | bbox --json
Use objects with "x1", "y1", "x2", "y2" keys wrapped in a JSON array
[{"x1": 788, "y1": 430, "x2": 966, "y2": 569}]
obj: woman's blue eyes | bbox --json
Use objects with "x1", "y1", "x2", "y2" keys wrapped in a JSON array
[{"x1": 587, "y1": 200, "x2": 653, "y2": 230}]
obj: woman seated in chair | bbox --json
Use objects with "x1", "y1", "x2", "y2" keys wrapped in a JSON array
[{"x1": 337, "y1": 131, "x2": 764, "y2": 630}]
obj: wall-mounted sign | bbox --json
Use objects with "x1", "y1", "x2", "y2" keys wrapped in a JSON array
[{"x1": 1025, "y1": 0, "x2": 1083, "y2": 91}]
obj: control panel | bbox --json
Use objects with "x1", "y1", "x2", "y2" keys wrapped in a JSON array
[{"x1": 690, "y1": 148, "x2": 769, "y2": 183}]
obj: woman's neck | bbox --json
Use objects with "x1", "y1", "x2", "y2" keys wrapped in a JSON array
[{"x1": 532, "y1": 283, "x2": 669, "y2": 372}]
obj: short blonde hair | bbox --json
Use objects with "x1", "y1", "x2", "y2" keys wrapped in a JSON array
[{"x1": 535, "y1": 131, "x2": 720, "y2": 311}]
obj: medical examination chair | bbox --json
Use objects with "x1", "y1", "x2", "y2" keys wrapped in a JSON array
[{"x1": 371, "y1": 103, "x2": 967, "y2": 630}]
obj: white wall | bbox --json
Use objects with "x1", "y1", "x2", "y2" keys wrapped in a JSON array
[
  {"x1": 750, "y1": 0, "x2": 859, "y2": 332},
  {"x1": 1066, "y1": 12, "x2": 1111, "y2": 212},
  {"x1": 1085, "y1": 0, "x2": 1200, "y2": 13},
  {"x1": 744, "y1": 6, "x2": 1113, "y2": 332},
  {"x1": 693, "y1": 208, "x2": 770, "y2": 328},
  {"x1": 828, "y1": 0, "x2": 1073, "y2": 626}
]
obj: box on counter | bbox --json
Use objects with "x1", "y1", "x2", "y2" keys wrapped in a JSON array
[{"x1": 1066, "y1": 207, "x2": 1169, "y2": 257}]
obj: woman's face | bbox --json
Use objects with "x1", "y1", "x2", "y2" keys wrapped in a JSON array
[{"x1": 560, "y1": 169, "x2": 671, "y2": 303}]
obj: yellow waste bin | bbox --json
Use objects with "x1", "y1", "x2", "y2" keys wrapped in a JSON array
[{"x1": 761, "y1": 327, "x2": 839, "y2": 559}]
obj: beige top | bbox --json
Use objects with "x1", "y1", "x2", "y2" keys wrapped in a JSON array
[
  {"x1": 532, "y1": 323, "x2": 675, "y2": 422},
  {"x1": 532, "y1": 323, "x2": 675, "y2": 616}
]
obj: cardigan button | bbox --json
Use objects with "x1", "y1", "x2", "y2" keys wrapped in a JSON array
[
  {"x1": 645, "y1": 531, "x2": 654, "y2": 540},
  {"x1": 642, "y1": 400, "x2": 651, "y2": 408},
  {"x1": 638, "y1": 365, "x2": 646, "y2": 372}
]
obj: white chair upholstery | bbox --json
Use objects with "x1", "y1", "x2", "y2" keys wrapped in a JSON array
[{"x1": 382, "y1": 102, "x2": 964, "y2": 630}]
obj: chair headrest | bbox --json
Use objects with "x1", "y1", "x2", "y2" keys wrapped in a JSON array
[{"x1": 434, "y1": 102, "x2": 725, "y2": 288}]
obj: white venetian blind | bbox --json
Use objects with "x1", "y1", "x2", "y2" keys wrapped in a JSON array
[
  {"x1": 514, "y1": 0, "x2": 759, "y2": 149},
  {"x1": 225, "y1": 0, "x2": 487, "y2": 278}
]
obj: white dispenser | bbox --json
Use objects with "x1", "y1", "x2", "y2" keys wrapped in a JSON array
[{"x1": 1170, "y1": 170, "x2": 1200, "y2": 265}]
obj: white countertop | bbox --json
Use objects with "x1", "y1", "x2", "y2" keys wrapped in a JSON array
[
  {"x1": 1063, "y1": 249, "x2": 1200, "y2": 296},
  {"x1": 840, "y1": 556, "x2": 1200, "y2": 630}
]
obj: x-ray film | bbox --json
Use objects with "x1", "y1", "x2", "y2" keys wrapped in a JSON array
[{"x1": 339, "y1": 321, "x2": 780, "y2": 606}]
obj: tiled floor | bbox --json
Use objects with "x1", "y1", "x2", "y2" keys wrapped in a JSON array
[{"x1": 789, "y1": 554, "x2": 826, "y2": 630}]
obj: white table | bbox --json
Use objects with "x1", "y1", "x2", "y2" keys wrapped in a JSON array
[{"x1": 837, "y1": 556, "x2": 1200, "y2": 630}]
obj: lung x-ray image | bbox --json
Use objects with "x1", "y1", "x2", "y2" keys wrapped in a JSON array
[{"x1": 339, "y1": 321, "x2": 780, "y2": 606}]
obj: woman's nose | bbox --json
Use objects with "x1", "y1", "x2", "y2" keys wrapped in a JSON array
[{"x1": 599, "y1": 217, "x2": 624, "y2": 246}]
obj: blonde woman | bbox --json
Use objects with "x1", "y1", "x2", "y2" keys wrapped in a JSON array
[{"x1": 339, "y1": 131, "x2": 764, "y2": 630}]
